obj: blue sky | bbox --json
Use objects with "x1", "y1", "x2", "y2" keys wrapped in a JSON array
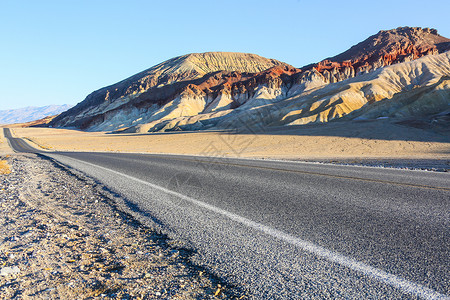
[{"x1": 0, "y1": 0, "x2": 449, "y2": 110}]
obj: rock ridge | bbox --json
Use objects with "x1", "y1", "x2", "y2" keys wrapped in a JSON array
[{"x1": 49, "y1": 27, "x2": 450, "y2": 133}]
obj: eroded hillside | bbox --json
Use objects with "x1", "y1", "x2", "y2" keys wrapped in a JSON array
[{"x1": 49, "y1": 27, "x2": 450, "y2": 133}]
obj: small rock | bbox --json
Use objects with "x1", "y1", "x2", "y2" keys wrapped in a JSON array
[
  {"x1": 0, "y1": 266, "x2": 20, "y2": 276},
  {"x1": 214, "y1": 286, "x2": 223, "y2": 297}
]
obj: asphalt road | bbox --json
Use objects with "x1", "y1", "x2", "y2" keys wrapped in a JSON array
[
  {"x1": 4, "y1": 128, "x2": 450, "y2": 299},
  {"x1": 3, "y1": 128, "x2": 41, "y2": 153}
]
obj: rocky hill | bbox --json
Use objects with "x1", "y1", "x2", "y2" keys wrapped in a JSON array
[
  {"x1": 218, "y1": 52, "x2": 450, "y2": 129},
  {"x1": 309, "y1": 27, "x2": 450, "y2": 73},
  {"x1": 49, "y1": 27, "x2": 450, "y2": 133},
  {"x1": 50, "y1": 53, "x2": 287, "y2": 129}
]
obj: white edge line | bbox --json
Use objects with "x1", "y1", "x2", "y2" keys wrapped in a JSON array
[
  {"x1": 44, "y1": 147, "x2": 444, "y2": 174},
  {"x1": 51, "y1": 154, "x2": 449, "y2": 300}
]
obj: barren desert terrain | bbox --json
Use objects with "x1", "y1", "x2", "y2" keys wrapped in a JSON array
[
  {"x1": 0, "y1": 131, "x2": 13, "y2": 156},
  {"x1": 0, "y1": 152, "x2": 238, "y2": 299},
  {"x1": 9, "y1": 120, "x2": 449, "y2": 162}
]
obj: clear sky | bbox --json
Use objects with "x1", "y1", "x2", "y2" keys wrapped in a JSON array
[{"x1": 0, "y1": 0, "x2": 449, "y2": 110}]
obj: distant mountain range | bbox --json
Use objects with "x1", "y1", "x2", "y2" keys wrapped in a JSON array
[
  {"x1": 0, "y1": 105, "x2": 72, "y2": 125},
  {"x1": 49, "y1": 27, "x2": 450, "y2": 133}
]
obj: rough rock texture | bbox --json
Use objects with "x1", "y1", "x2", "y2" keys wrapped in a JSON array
[
  {"x1": 315, "y1": 27, "x2": 450, "y2": 74},
  {"x1": 50, "y1": 53, "x2": 287, "y2": 129},
  {"x1": 234, "y1": 52, "x2": 450, "y2": 129},
  {"x1": 294, "y1": 27, "x2": 450, "y2": 87},
  {"x1": 0, "y1": 155, "x2": 242, "y2": 299},
  {"x1": 49, "y1": 27, "x2": 450, "y2": 133}
]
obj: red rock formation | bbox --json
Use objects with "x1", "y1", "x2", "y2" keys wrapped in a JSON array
[
  {"x1": 49, "y1": 27, "x2": 450, "y2": 131},
  {"x1": 136, "y1": 65, "x2": 300, "y2": 109},
  {"x1": 309, "y1": 27, "x2": 450, "y2": 77}
]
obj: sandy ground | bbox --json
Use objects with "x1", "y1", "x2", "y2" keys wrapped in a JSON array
[
  {"x1": 0, "y1": 129, "x2": 13, "y2": 156},
  {"x1": 8, "y1": 120, "x2": 450, "y2": 161},
  {"x1": 0, "y1": 154, "x2": 241, "y2": 299}
]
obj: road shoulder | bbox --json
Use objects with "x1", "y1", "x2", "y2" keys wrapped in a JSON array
[
  {"x1": 0, "y1": 128, "x2": 13, "y2": 155},
  {"x1": 0, "y1": 154, "x2": 241, "y2": 299}
]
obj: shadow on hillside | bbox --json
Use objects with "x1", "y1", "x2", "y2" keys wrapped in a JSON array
[
  {"x1": 226, "y1": 119, "x2": 450, "y2": 143},
  {"x1": 118, "y1": 118, "x2": 449, "y2": 143},
  {"x1": 114, "y1": 118, "x2": 449, "y2": 143}
]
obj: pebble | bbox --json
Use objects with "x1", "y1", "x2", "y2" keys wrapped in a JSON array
[
  {"x1": 0, "y1": 266, "x2": 20, "y2": 276},
  {"x1": 0, "y1": 156, "x2": 240, "y2": 299}
]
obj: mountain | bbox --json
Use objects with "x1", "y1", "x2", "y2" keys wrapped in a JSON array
[
  {"x1": 0, "y1": 105, "x2": 72, "y2": 125},
  {"x1": 49, "y1": 27, "x2": 450, "y2": 133},
  {"x1": 219, "y1": 52, "x2": 450, "y2": 129},
  {"x1": 306, "y1": 27, "x2": 450, "y2": 76},
  {"x1": 50, "y1": 52, "x2": 288, "y2": 129},
  {"x1": 5, "y1": 115, "x2": 60, "y2": 128}
]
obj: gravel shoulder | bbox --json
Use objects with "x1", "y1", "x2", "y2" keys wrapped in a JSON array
[
  {"x1": 0, "y1": 129, "x2": 13, "y2": 156},
  {"x1": 294, "y1": 157, "x2": 450, "y2": 172},
  {"x1": 0, "y1": 154, "x2": 242, "y2": 299}
]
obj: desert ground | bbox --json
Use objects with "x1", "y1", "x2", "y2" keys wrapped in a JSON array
[
  {"x1": 7, "y1": 120, "x2": 450, "y2": 162},
  {"x1": 1, "y1": 126, "x2": 242, "y2": 298},
  {"x1": 0, "y1": 150, "x2": 239, "y2": 299},
  {"x1": 0, "y1": 129, "x2": 12, "y2": 156},
  {"x1": 1, "y1": 121, "x2": 448, "y2": 298}
]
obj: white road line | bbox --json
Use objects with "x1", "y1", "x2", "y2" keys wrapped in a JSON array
[{"x1": 57, "y1": 155, "x2": 449, "y2": 300}]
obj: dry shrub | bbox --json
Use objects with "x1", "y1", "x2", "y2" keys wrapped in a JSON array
[{"x1": 0, "y1": 160, "x2": 11, "y2": 175}]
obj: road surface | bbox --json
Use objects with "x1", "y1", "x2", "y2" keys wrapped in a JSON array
[{"x1": 4, "y1": 128, "x2": 450, "y2": 299}]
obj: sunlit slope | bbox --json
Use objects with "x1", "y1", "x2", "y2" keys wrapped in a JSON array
[
  {"x1": 50, "y1": 52, "x2": 287, "y2": 129},
  {"x1": 215, "y1": 51, "x2": 450, "y2": 129}
]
